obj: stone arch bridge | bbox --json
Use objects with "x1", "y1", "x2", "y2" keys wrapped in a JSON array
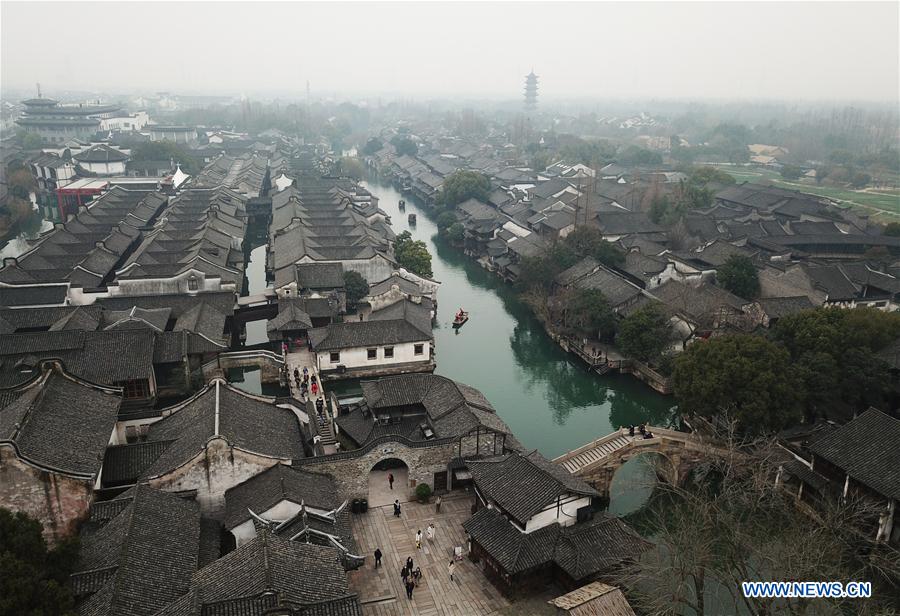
[{"x1": 552, "y1": 425, "x2": 734, "y2": 496}]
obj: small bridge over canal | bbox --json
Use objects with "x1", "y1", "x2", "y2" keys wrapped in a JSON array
[{"x1": 553, "y1": 425, "x2": 734, "y2": 495}]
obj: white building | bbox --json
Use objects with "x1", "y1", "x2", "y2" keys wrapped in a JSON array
[
  {"x1": 308, "y1": 299, "x2": 434, "y2": 379},
  {"x1": 100, "y1": 111, "x2": 150, "y2": 132}
]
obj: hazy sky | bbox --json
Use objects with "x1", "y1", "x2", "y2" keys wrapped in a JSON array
[{"x1": 2, "y1": 1, "x2": 898, "y2": 102}]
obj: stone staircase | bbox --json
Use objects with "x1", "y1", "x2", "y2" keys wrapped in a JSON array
[{"x1": 560, "y1": 435, "x2": 632, "y2": 474}]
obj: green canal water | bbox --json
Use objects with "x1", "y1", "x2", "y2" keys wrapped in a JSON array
[
  {"x1": 358, "y1": 180, "x2": 676, "y2": 514},
  {"x1": 234, "y1": 178, "x2": 677, "y2": 514}
]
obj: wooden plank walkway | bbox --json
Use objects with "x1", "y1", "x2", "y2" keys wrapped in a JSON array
[{"x1": 348, "y1": 494, "x2": 511, "y2": 616}]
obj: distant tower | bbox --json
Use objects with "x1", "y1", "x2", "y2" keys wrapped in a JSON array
[{"x1": 524, "y1": 70, "x2": 538, "y2": 111}]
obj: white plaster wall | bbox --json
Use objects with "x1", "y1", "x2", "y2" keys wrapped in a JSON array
[
  {"x1": 317, "y1": 340, "x2": 430, "y2": 370},
  {"x1": 523, "y1": 494, "x2": 591, "y2": 533}
]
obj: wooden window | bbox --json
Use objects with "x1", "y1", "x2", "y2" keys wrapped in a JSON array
[
  {"x1": 118, "y1": 379, "x2": 149, "y2": 400},
  {"x1": 414, "y1": 344, "x2": 424, "y2": 356},
  {"x1": 384, "y1": 346, "x2": 394, "y2": 359},
  {"x1": 329, "y1": 352, "x2": 340, "y2": 363},
  {"x1": 367, "y1": 348, "x2": 377, "y2": 360},
  {"x1": 188, "y1": 277, "x2": 199, "y2": 291}
]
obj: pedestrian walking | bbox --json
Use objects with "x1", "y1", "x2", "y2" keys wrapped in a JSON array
[
  {"x1": 639, "y1": 423, "x2": 646, "y2": 436},
  {"x1": 628, "y1": 424, "x2": 635, "y2": 437},
  {"x1": 374, "y1": 548, "x2": 382, "y2": 568},
  {"x1": 406, "y1": 556, "x2": 413, "y2": 572},
  {"x1": 415, "y1": 529, "x2": 422, "y2": 550},
  {"x1": 401, "y1": 565, "x2": 409, "y2": 583},
  {"x1": 405, "y1": 579, "x2": 415, "y2": 600},
  {"x1": 311, "y1": 381, "x2": 319, "y2": 396},
  {"x1": 448, "y1": 560, "x2": 455, "y2": 582},
  {"x1": 412, "y1": 567, "x2": 422, "y2": 586},
  {"x1": 393, "y1": 500, "x2": 401, "y2": 517},
  {"x1": 388, "y1": 472, "x2": 394, "y2": 490},
  {"x1": 302, "y1": 366, "x2": 308, "y2": 377},
  {"x1": 435, "y1": 495, "x2": 442, "y2": 514},
  {"x1": 426, "y1": 523, "x2": 435, "y2": 542}
]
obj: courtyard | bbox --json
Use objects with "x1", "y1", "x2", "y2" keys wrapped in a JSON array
[{"x1": 348, "y1": 493, "x2": 517, "y2": 616}]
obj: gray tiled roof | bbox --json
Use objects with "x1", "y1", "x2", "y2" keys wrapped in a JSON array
[
  {"x1": 73, "y1": 485, "x2": 201, "y2": 616},
  {"x1": 0, "y1": 329, "x2": 155, "y2": 388},
  {"x1": 0, "y1": 363, "x2": 120, "y2": 476},
  {"x1": 101, "y1": 440, "x2": 174, "y2": 485},
  {"x1": 463, "y1": 507, "x2": 647, "y2": 579},
  {"x1": 755, "y1": 296, "x2": 815, "y2": 319},
  {"x1": 356, "y1": 374, "x2": 510, "y2": 441},
  {"x1": 467, "y1": 452, "x2": 598, "y2": 525},
  {"x1": 296, "y1": 262, "x2": 345, "y2": 290},
  {"x1": 809, "y1": 408, "x2": 900, "y2": 500},
  {"x1": 154, "y1": 530, "x2": 360, "y2": 616},
  {"x1": 141, "y1": 381, "x2": 304, "y2": 478},
  {"x1": 224, "y1": 464, "x2": 340, "y2": 529},
  {"x1": 309, "y1": 318, "x2": 431, "y2": 352},
  {"x1": 0, "y1": 284, "x2": 69, "y2": 307}
]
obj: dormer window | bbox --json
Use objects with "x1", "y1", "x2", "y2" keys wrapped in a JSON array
[{"x1": 188, "y1": 277, "x2": 199, "y2": 291}]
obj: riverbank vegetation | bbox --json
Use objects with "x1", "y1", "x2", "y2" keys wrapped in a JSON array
[
  {"x1": 393, "y1": 231, "x2": 433, "y2": 278},
  {"x1": 673, "y1": 307, "x2": 900, "y2": 434},
  {"x1": 620, "y1": 442, "x2": 900, "y2": 616}
]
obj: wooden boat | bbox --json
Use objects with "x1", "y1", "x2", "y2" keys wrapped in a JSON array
[
  {"x1": 408, "y1": 213, "x2": 417, "y2": 224},
  {"x1": 399, "y1": 200, "x2": 406, "y2": 210},
  {"x1": 452, "y1": 311, "x2": 469, "y2": 328}
]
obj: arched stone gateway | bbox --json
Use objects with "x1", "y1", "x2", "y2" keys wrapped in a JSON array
[
  {"x1": 368, "y1": 457, "x2": 410, "y2": 507},
  {"x1": 291, "y1": 436, "x2": 459, "y2": 503}
]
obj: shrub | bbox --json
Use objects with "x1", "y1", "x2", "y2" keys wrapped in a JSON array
[{"x1": 415, "y1": 483, "x2": 432, "y2": 503}]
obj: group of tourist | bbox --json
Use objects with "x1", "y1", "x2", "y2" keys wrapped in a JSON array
[
  {"x1": 627, "y1": 424, "x2": 655, "y2": 439},
  {"x1": 376, "y1": 505, "x2": 456, "y2": 601}
]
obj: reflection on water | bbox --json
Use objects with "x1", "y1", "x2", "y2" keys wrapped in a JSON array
[
  {"x1": 226, "y1": 366, "x2": 288, "y2": 397},
  {"x1": 362, "y1": 179, "x2": 676, "y2": 511},
  {"x1": 0, "y1": 210, "x2": 55, "y2": 260},
  {"x1": 242, "y1": 228, "x2": 270, "y2": 346}
]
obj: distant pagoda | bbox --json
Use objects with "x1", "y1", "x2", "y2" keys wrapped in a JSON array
[{"x1": 524, "y1": 70, "x2": 538, "y2": 111}]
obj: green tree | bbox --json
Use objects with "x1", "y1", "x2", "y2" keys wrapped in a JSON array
[
  {"x1": 772, "y1": 307, "x2": 900, "y2": 418},
  {"x1": 436, "y1": 211, "x2": 457, "y2": 231},
  {"x1": 780, "y1": 164, "x2": 803, "y2": 180},
  {"x1": 850, "y1": 172, "x2": 871, "y2": 188},
  {"x1": 689, "y1": 166, "x2": 736, "y2": 186},
  {"x1": 0, "y1": 508, "x2": 79, "y2": 616},
  {"x1": 337, "y1": 157, "x2": 364, "y2": 179},
  {"x1": 716, "y1": 255, "x2": 760, "y2": 299},
  {"x1": 563, "y1": 227, "x2": 625, "y2": 266},
  {"x1": 7, "y1": 168, "x2": 35, "y2": 200},
  {"x1": 131, "y1": 140, "x2": 201, "y2": 175},
  {"x1": 617, "y1": 304, "x2": 671, "y2": 362},
  {"x1": 437, "y1": 170, "x2": 490, "y2": 209},
  {"x1": 343, "y1": 270, "x2": 369, "y2": 308},
  {"x1": 390, "y1": 136, "x2": 417, "y2": 157},
  {"x1": 673, "y1": 334, "x2": 803, "y2": 434},
  {"x1": 884, "y1": 222, "x2": 900, "y2": 237},
  {"x1": 649, "y1": 194, "x2": 672, "y2": 225},
  {"x1": 361, "y1": 137, "x2": 383, "y2": 155},
  {"x1": 15, "y1": 129, "x2": 43, "y2": 150},
  {"x1": 617, "y1": 145, "x2": 663, "y2": 166},
  {"x1": 393, "y1": 231, "x2": 433, "y2": 278},
  {"x1": 446, "y1": 222, "x2": 465, "y2": 243},
  {"x1": 564, "y1": 288, "x2": 617, "y2": 341}
]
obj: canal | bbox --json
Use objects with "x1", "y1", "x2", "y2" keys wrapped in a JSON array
[{"x1": 357, "y1": 179, "x2": 676, "y2": 514}]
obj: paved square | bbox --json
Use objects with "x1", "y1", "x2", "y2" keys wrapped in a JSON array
[{"x1": 348, "y1": 493, "x2": 511, "y2": 615}]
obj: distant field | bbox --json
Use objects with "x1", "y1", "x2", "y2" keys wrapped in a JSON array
[{"x1": 723, "y1": 168, "x2": 900, "y2": 223}]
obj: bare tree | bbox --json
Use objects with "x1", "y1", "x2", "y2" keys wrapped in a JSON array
[{"x1": 616, "y1": 437, "x2": 900, "y2": 616}]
